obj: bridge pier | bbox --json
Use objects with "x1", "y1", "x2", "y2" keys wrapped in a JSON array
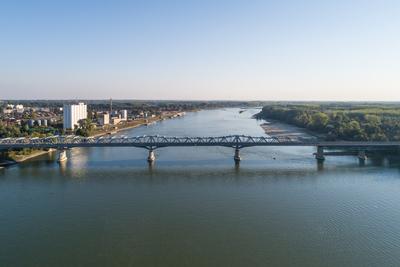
[
  {"x1": 315, "y1": 146, "x2": 325, "y2": 161},
  {"x1": 234, "y1": 148, "x2": 241, "y2": 164},
  {"x1": 147, "y1": 149, "x2": 156, "y2": 163},
  {"x1": 57, "y1": 149, "x2": 68, "y2": 163}
]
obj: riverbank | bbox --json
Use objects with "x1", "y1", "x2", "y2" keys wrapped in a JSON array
[
  {"x1": 256, "y1": 104, "x2": 400, "y2": 141},
  {"x1": 6, "y1": 148, "x2": 56, "y2": 163},
  {"x1": 259, "y1": 119, "x2": 320, "y2": 141},
  {"x1": 90, "y1": 117, "x2": 160, "y2": 137},
  {"x1": 90, "y1": 111, "x2": 187, "y2": 137}
]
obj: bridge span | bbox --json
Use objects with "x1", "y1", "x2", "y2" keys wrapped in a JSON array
[{"x1": 1, "y1": 135, "x2": 399, "y2": 164}]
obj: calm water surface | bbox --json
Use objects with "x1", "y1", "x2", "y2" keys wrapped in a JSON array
[{"x1": 1, "y1": 109, "x2": 400, "y2": 267}]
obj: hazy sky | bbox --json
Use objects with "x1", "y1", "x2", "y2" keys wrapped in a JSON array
[{"x1": 1, "y1": 0, "x2": 399, "y2": 100}]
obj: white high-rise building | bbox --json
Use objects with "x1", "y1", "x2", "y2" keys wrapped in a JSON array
[
  {"x1": 63, "y1": 103, "x2": 87, "y2": 130},
  {"x1": 121, "y1": 110, "x2": 128, "y2": 121}
]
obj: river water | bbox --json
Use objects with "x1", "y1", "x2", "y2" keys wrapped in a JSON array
[{"x1": 1, "y1": 108, "x2": 400, "y2": 267}]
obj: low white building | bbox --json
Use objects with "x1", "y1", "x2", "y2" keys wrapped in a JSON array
[
  {"x1": 111, "y1": 117, "x2": 122, "y2": 125},
  {"x1": 15, "y1": 105, "x2": 24, "y2": 113},
  {"x1": 98, "y1": 112, "x2": 110, "y2": 126}
]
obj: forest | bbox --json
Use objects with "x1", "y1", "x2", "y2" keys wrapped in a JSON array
[{"x1": 255, "y1": 103, "x2": 400, "y2": 141}]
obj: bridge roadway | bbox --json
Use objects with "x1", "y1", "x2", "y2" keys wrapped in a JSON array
[{"x1": 1, "y1": 135, "x2": 399, "y2": 164}]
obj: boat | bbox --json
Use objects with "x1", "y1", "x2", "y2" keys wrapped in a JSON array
[{"x1": 0, "y1": 160, "x2": 17, "y2": 167}]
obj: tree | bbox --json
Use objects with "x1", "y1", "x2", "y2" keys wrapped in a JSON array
[
  {"x1": 310, "y1": 112, "x2": 329, "y2": 131},
  {"x1": 75, "y1": 118, "x2": 95, "y2": 137}
]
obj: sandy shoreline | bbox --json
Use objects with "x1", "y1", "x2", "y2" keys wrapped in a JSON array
[
  {"x1": 260, "y1": 119, "x2": 320, "y2": 141},
  {"x1": 14, "y1": 149, "x2": 55, "y2": 163}
]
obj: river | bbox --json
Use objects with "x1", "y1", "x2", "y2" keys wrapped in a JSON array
[{"x1": 1, "y1": 108, "x2": 400, "y2": 267}]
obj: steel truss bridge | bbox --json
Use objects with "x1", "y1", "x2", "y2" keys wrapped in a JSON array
[{"x1": 1, "y1": 135, "x2": 399, "y2": 164}]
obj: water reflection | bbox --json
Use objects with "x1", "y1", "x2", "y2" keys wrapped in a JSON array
[
  {"x1": 317, "y1": 160, "x2": 324, "y2": 171},
  {"x1": 4, "y1": 160, "x2": 397, "y2": 183},
  {"x1": 58, "y1": 160, "x2": 67, "y2": 175}
]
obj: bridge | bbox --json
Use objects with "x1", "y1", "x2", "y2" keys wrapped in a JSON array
[{"x1": 1, "y1": 135, "x2": 399, "y2": 164}]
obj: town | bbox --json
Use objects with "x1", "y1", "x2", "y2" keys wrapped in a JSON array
[
  {"x1": 0, "y1": 100, "x2": 193, "y2": 162},
  {"x1": 0, "y1": 99, "x2": 189, "y2": 139}
]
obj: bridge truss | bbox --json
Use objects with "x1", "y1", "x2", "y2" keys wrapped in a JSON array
[{"x1": 0, "y1": 135, "x2": 302, "y2": 150}]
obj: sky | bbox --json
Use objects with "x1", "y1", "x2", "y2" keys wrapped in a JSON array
[{"x1": 0, "y1": 0, "x2": 399, "y2": 101}]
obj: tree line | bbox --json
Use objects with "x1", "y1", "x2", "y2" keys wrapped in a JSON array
[
  {"x1": 255, "y1": 104, "x2": 400, "y2": 141},
  {"x1": 0, "y1": 123, "x2": 60, "y2": 139}
]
